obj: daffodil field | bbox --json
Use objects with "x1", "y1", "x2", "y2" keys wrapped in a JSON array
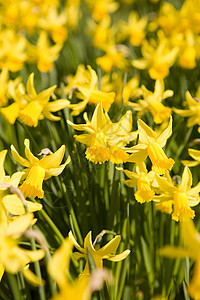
[{"x1": 2, "y1": 0, "x2": 200, "y2": 299}]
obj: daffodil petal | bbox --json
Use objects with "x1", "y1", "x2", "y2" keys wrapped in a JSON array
[
  {"x1": 44, "y1": 157, "x2": 71, "y2": 179},
  {"x1": 138, "y1": 119, "x2": 157, "y2": 145},
  {"x1": 46, "y1": 100, "x2": 70, "y2": 112},
  {"x1": 5, "y1": 171, "x2": 24, "y2": 187},
  {"x1": 7, "y1": 213, "x2": 33, "y2": 237},
  {"x1": 105, "y1": 249, "x2": 130, "y2": 261},
  {"x1": 11, "y1": 145, "x2": 30, "y2": 167},
  {"x1": 40, "y1": 145, "x2": 65, "y2": 169},
  {"x1": 24, "y1": 139, "x2": 39, "y2": 164},
  {"x1": 68, "y1": 231, "x2": 85, "y2": 253},
  {"x1": 26, "y1": 73, "x2": 37, "y2": 98},
  {"x1": 157, "y1": 116, "x2": 172, "y2": 147},
  {"x1": 91, "y1": 103, "x2": 106, "y2": 132},
  {"x1": 2, "y1": 194, "x2": 42, "y2": 215},
  {"x1": 179, "y1": 166, "x2": 192, "y2": 192},
  {"x1": 182, "y1": 160, "x2": 200, "y2": 167},
  {"x1": 0, "y1": 264, "x2": 4, "y2": 281},
  {"x1": 155, "y1": 174, "x2": 176, "y2": 195},
  {"x1": 0, "y1": 150, "x2": 7, "y2": 182},
  {"x1": 99, "y1": 235, "x2": 121, "y2": 256},
  {"x1": 23, "y1": 266, "x2": 45, "y2": 286},
  {"x1": 159, "y1": 246, "x2": 191, "y2": 258},
  {"x1": 188, "y1": 149, "x2": 200, "y2": 161}
]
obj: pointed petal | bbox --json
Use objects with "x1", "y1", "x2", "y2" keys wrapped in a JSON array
[
  {"x1": 0, "y1": 150, "x2": 7, "y2": 182},
  {"x1": 67, "y1": 120, "x2": 95, "y2": 134},
  {"x1": 159, "y1": 246, "x2": 191, "y2": 258},
  {"x1": 3, "y1": 195, "x2": 42, "y2": 215},
  {"x1": 155, "y1": 174, "x2": 176, "y2": 195},
  {"x1": 74, "y1": 134, "x2": 93, "y2": 146},
  {"x1": 46, "y1": 100, "x2": 70, "y2": 112},
  {"x1": 44, "y1": 157, "x2": 70, "y2": 179},
  {"x1": 105, "y1": 249, "x2": 130, "y2": 261},
  {"x1": 0, "y1": 264, "x2": 4, "y2": 281},
  {"x1": 179, "y1": 166, "x2": 192, "y2": 192},
  {"x1": 182, "y1": 160, "x2": 199, "y2": 167},
  {"x1": 84, "y1": 231, "x2": 95, "y2": 253},
  {"x1": 188, "y1": 149, "x2": 200, "y2": 161},
  {"x1": 157, "y1": 116, "x2": 172, "y2": 146},
  {"x1": 6, "y1": 171, "x2": 24, "y2": 187},
  {"x1": 40, "y1": 145, "x2": 65, "y2": 169},
  {"x1": 24, "y1": 139, "x2": 39, "y2": 164},
  {"x1": 98, "y1": 235, "x2": 121, "y2": 256},
  {"x1": 91, "y1": 103, "x2": 106, "y2": 131},
  {"x1": 126, "y1": 144, "x2": 148, "y2": 162},
  {"x1": 7, "y1": 213, "x2": 33, "y2": 237},
  {"x1": 11, "y1": 145, "x2": 30, "y2": 167},
  {"x1": 42, "y1": 109, "x2": 61, "y2": 121},
  {"x1": 138, "y1": 119, "x2": 156, "y2": 145},
  {"x1": 23, "y1": 267, "x2": 45, "y2": 286},
  {"x1": 187, "y1": 182, "x2": 200, "y2": 197},
  {"x1": 68, "y1": 230, "x2": 85, "y2": 253},
  {"x1": 26, "y1": 73, "x2": 37, "y2": 98},
  {"x1": 181, "y1": 220, "x2": 200, "y2": 258},
  {"x1": 121, "y1": 178, "x2": 137, "y2": 187}
]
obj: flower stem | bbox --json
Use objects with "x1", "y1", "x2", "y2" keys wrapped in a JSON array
[{"x1": 7, "y1": 273, "x2": 22, "y2": 300}]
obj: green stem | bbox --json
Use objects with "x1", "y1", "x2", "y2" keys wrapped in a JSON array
[
  {"x1": 30, "y1": 238, "x2": 46, "y2": 300},
  {"x1": 31, "y1": 198, "x2": 64, "y2": 243},
  {"x1": 45, "y1": 251, "x2": 58, "y2": 297},
  {"x1": 7, "y1": 273, "x2": 22, "y2": 300}
]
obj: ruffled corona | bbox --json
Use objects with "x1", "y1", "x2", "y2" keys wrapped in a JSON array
[
  {"x1": 135, "y1": 174, "x2": 154, "y2": 203},
  {"x1": 172, "y1": 192, "x2": 195, "y2": 222},
  {"x1": 1, "y1": 103, "x2": 19, "y2": 124},
  {"x1": 20, "y1": 165, "x2": 45, "y2": 198},
  {"x1": 147, "y1": 142, "x2": 174, "y2": 175},
  {"x1": 19, "y1": 101, "x2": 43, "y2": 127},
  {"x1": 85, "y1": 146, "x2": 110, "y2": 164}
]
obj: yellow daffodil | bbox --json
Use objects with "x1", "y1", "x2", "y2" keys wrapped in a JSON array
[
  {"x1": 154, "y1": 166, "x2": 200, "y2": 222},
  {"x1": 0, "y1": 29, "x2": 26, "y2": 72},
  {"x1": 48, "y1": 237, "x2": 90, "y2": 300},
  {"x1": 96, "y1": 44, "x2": 129, "y2": 73},
  {"x1": 0, "y1": 207, "x2": 45, "y2": 285},
  {"x1": 126, "y1": 117, "x2": 174, "y2": 175},
  {"x1": 85, "y1": 0, "x2": 119, "y2": 22},
  {"x1": 68, "y1": 230, "x2": 130, "y2": 277},
  {"x1": 27, "y1": 31, "x2": 63, "y2": 72},
  {"x1": 65, "y1": 0, "x2": 81, "y2": 31},
  {"x1": 88, "y1": 16, "x2": 112, "y2": 48},
  {"x1": 0, "y1": 150, "x2": 42, "y2": 215},
  {"x1": 14, "y1": 73, "x2": 69, "y2": 127},
  {"x1": 117, "y1": 162, "x2": 155, "y2": 203},
  {"x1": 11, "y1": 139, "x2": 70, "y2": 199},
  {"x1": 128, "y1": 79, "x2": 173, "y2": 124},
  {"x1": 66, "y1": 65, "x2": 115, "y2": 116},
  {"x1": 132, "y1": 32, "x2": 178, "y2": 79},
  {"x1": 182, "y1": 148, "x2": 200, "y2": 167},
  {"x1": 174, "y1": 91, "x2": 200, "y2": 133},
  {"x1": 159, "y1": 219, "x2": 200, "y2": 299},
  {"x1": 67, "y1": 103, "x2": 138, "y2": 164},
  {"x1": 39, "y1": 6, "x2": 68, "y2": 43},
  {"x1": 120, "y1": 11, "x2": 148, "y2": 47},
  {"x1": 0, "y1": 77, "x2": 26, "y2": 125}
]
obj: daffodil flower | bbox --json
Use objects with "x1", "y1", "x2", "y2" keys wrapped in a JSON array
[
  {"x1": 132, "y1": 32, "x2": 178, "y2": 79},
  {"x1": 128, "y1": 79, "x2": 173, "y2": 124},
  {"x1": 117, "y1": 163, "x2": 155, "y2": 203},
  {"x1": 68, "y1": 231, "x2": 130, "y2": 277},
  {"x1": 27, "y1": 31, "x2": 63, "y2": 72},
  {"x1": 174, "y1": 91, "x2": 200, "y2": 133},
  {"x1": 11, "y1": 139, "x2": 70, "y2": 199},
  {"x1": 120, "y1": 11, "x2": 147, "y2": 47},
  {"x1": 67, "y1": 103, "x2": 138, "y2": 164},
  {"x1": 48, "y1": 237, "x2": 90, "y2": 300},
  {"x1": 154, "y1": 166, "x2": 200, "y2": 222},
  {"x1": 0, "y1": 207, "x2": 45, "y2": 285},
  {"x1": 159, "y1": 220, "x2": 200, "y2": 299},
  {"x1": 126, "y1": 117, "x2": 174, "y2": 175},
  {"x1": 0, "y1": 150, "x2": 42, "y2": 215},
  {"x1": 67, "y1": 65, "x2": 115, "y2": 116},
  {"x1": 182, "y1": 148, "x2": 200, "y2": 167},
  {"x1": 18, "y1": 73, "x2": 69, "y2": 127}
]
